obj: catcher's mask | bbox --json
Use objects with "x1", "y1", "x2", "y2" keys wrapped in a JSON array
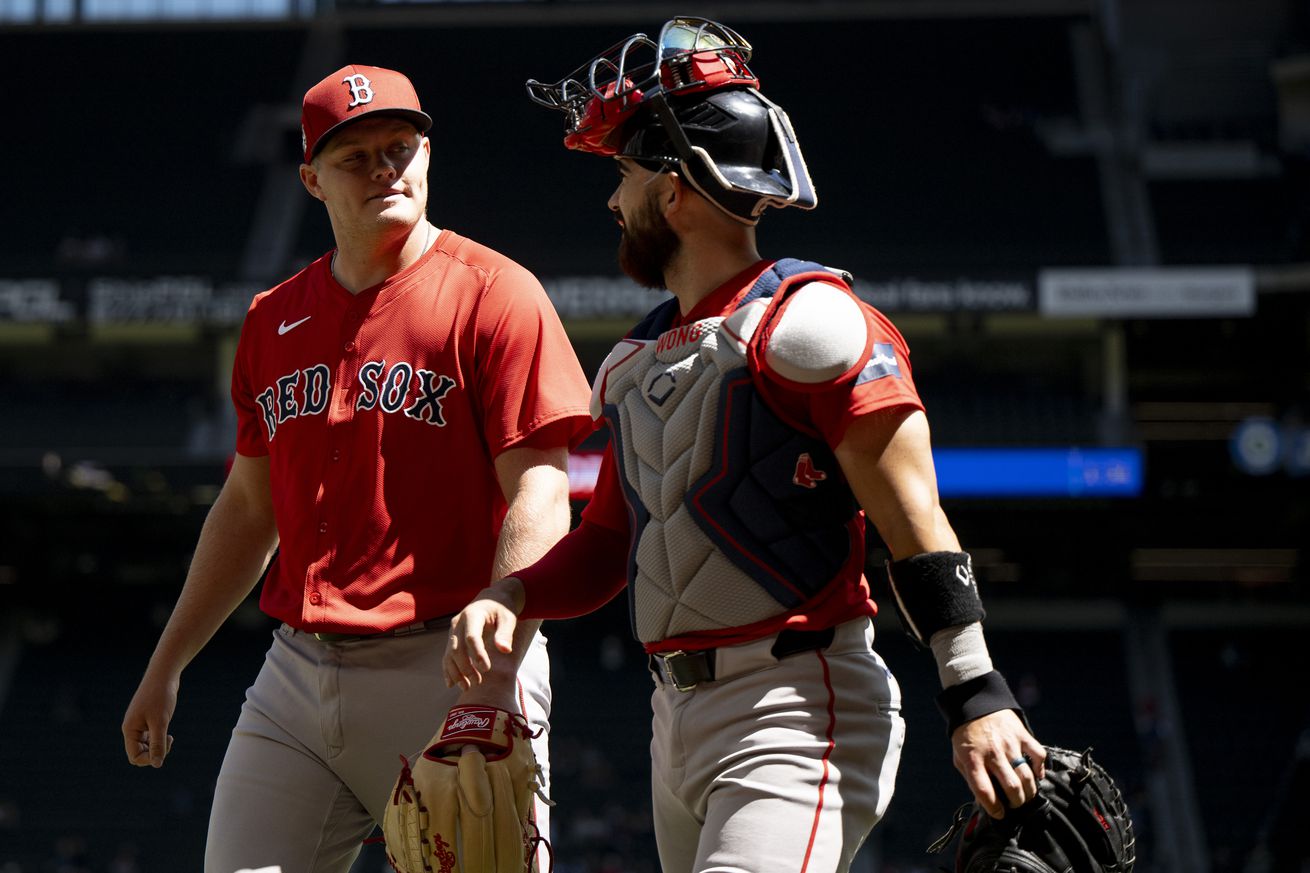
[{"x1": 526, "y1": 17, "x2": 817, "y2": 225}]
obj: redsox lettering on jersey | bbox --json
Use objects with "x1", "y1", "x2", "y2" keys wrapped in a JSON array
[
  {"x1": 230, "y1": 232, "x2": 593, "y2": 630},
  {"x1": 255, "y1": 359, "x2": 457, "y2": 440}
]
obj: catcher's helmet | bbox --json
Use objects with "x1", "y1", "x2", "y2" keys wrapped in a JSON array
[{"x1": 526, "y1": 17, "x2": 817, "y2": 224}]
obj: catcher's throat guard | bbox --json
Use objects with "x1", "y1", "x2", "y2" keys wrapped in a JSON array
[{"x1": 526, "y1": 16, "x2": 817, "y2": 224}]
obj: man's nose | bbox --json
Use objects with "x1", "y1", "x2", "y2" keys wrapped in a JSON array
[{"x1": 372, "y1": 154, "x2": 400, "y2": 180}]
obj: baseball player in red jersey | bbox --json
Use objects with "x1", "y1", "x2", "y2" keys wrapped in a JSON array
[
  {"x1": 120, "y1": 65, "x2": 591, "y2": 872},
  {"x1": 444, "y1": 19, "x2": 1047, "y2": 873}
]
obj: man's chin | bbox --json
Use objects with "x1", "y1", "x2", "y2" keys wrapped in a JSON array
[
  {"x1": 618, "y1": 241, "x2": 673, "y2": 291},
  {"x1": 620, "y1": 267, "x2": 667, "y2": 291},
  {"x1": 371, "y1": 205, "x2": 419, "y2": 229},
  {"x1": 617, "y1": 255, "x2": 661, "y2": 290}
]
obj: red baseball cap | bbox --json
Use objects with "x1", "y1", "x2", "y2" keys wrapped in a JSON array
[{"x1": 301, "y1": 64, "x2": 433, "y2": 163}]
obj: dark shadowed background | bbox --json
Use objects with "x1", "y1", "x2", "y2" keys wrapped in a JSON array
[{"x1": 1, "y1": 2, "x2": 1307, "y2": 871}]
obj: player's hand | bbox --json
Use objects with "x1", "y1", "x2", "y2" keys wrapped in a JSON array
[
  {"x1": 443, "y1": 578, "x2": 524, "y2": 691},
  {"x1": 950, "y1": 709, "x2": 1046, "y2": 819},
  {"x1": 121, "y1": 669, "x2": 180, "y2": 768}
]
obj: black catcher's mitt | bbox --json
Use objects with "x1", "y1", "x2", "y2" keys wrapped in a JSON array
[{"x1": 929, "y1": 746, "x2": 1136, "y2": 873}]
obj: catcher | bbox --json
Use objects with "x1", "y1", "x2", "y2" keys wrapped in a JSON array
[{"x1": 444, "y1": 17, "x2": 1046, "y2": 873}]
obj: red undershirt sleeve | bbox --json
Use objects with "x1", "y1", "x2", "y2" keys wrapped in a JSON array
[{"x1": 515, "y1": 519, "x2": 630, "y2": 620}]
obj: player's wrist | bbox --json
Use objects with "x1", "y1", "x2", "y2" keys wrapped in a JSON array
[
  {"x1": 928, "y1": 622, "x2": 994, "y2": 688},
  {"x1": 935, "y1": 670, "x2": 1025, "y2": 737},
  {"x1": 885, "y1": 550, "x2": 985, "y2": 647},
  {"x1": 143, "y1": 652, "x2": 186, "y2": 686},
  {"x1": 454, "y1": 680, "x2": 518, "y2": 710},
  {"x1": 485, "y1": 576, "x2": 525, "y2": 615}
]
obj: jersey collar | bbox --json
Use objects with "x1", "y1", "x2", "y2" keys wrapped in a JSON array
[
  {"x1": 321, "y1": 228, "x2": 450, "y2": 308},
  {"x1": 672, "y1": 258, "x2": 773, "y2": 327}
]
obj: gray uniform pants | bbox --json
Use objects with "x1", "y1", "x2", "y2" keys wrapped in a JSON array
[
  {"x1": 204, "y1": 622, "x2": 551, "y2": 873},
  {"x1": 650, "y1": 617, "x2": 904, "y2": 873}
]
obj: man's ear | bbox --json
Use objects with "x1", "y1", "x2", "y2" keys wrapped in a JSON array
[
  {"x1": 661, "y1": 171, "x2": 686, "y2": 217},
  {"x1": 300, "y1": 163, "x2": 325, "y2": 202}
]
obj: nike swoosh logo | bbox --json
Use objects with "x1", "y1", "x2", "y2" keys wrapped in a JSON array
[{"x1": 278, "y1": 316, "x2": 312, "y2": 336}]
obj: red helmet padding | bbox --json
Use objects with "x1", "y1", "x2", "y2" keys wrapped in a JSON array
[
  {"x1": 563, "y1": 51, "x2": 758, "y2": 156},
  {"x1": 660, "y1": 50, "x2": 758, "y2": 95},
  {"x1": 564, "y1": 80, "x2": 645, "y2": 155}
]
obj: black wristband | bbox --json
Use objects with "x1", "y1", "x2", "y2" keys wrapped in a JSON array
[
  {"x1": 935, "y1": 670, "x2": 1026, "y2": 736},
  {"x1": 886, "y1": 550, "x2": 985, "y2": 646}
]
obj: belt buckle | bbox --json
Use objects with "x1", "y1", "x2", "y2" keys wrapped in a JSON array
[
  {"x1": 313, "y1": 631, "x2": 359, "y2": 643},
  {"x1": 656, "y1": 650, "x2": 706, "y2": 692}
]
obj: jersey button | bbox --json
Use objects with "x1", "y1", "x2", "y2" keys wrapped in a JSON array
[
  {"x1": 309, "y1": 592, "x2": 322, "y2": 605},
  {"x1": 331, "y1": 449, "x2": 341, "y2": 462},
  {"x1": 344, "y1": 341, "x2": 355, "y2": 352},
  {"x1": 318, "y1": 522, "x2": 328, "y2": 533}
]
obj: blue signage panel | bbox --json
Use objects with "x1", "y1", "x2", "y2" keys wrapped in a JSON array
[{"x1": 934, "y1": 448, "x2": 1143, "y2": 498}]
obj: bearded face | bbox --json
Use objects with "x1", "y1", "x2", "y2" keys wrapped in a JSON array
[{"x1": 617, "y1": 194, "x2": 681, "y2": 290}]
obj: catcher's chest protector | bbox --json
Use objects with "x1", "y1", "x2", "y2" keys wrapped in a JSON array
[{"x1": 593, "y1": 259, "x2": 859, "y2": 642}]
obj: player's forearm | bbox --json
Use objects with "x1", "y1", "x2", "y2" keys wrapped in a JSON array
[
  {"x1": 144, "y1": 487, "x2": 278, "y2": 681},
  {"x1": 489, "y1": 467, "x2": 572, "y2": 584},
  {"x1": 478, "y1": 464, "x2": 572, "y2": 687},
  {"x1": 877, "y1": 503, "x2": 961, "y2": 560}
]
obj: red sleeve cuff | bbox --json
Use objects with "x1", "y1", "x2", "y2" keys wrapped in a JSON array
[{"x1": 517, "y1": 520, "x2": 629, "y2": 620}]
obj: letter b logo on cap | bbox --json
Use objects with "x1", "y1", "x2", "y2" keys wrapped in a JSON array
[{"x1": 343, "y1": 74, "x2": 374, "y2": 108}]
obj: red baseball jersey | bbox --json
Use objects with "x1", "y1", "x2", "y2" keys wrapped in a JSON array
[{"x1": 231, "y1": 230, "x2": 592, "y2": 633}]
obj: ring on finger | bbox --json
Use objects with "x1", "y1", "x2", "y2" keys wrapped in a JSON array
[{"x1": 1010, "y1": 754, "x2": 1032, "y2": 769}]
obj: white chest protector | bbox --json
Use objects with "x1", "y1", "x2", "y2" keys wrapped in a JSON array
[{"x1": 591, "y1": 260, "x2": 873, "y2": 643}]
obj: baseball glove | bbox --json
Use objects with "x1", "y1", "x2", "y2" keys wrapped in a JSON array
[
  {"x1": 928, "y1": 746, "x2": 1136, "y2": 873},
  {"x1": 382, "y1": 705, "x2": 552, "y2": 873}
]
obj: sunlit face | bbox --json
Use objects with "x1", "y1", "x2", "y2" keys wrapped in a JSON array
[
  {"x1": 609, "y1": 158, "x2": 680, "y2": 290},
  {"x1": 303, "y1": 116, "x2": 429, "y2": 237}
]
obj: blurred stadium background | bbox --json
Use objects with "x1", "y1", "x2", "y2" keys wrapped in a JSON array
[{"x1": 1, "y1": 0, "x2": 1308, "y2": 871}]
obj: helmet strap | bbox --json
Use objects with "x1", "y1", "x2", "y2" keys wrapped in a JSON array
[
  {"x1": 647, "y1": 92, "x2": 698, "y2": 165},
  {"x1": 645, "y1": 92, "x2": 760, "y2": 225}
]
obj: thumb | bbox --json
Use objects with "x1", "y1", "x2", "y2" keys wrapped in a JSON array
[
  {"x1": 493, "y1": 611, "x2": 517, "y2": 654},
  {"x1": 148, "y1": 721, "x2": 171, "y2": 768}
]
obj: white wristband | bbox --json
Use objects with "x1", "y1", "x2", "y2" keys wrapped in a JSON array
[{"x1": 929, "y1": 622, "x2": 994, "y2": 688}]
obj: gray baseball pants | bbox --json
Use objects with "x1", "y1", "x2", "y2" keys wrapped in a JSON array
[
  {"x1": 650, "y1": 617, "x2": 905, "y2": 873},
  {"x1": 204, "y1": 622, "x2": 551, "y2": 873}
]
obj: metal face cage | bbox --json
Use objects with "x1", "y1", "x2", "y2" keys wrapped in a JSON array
[{"x1": 526, "y1": 17, "x2": 758, "y2": 149}]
